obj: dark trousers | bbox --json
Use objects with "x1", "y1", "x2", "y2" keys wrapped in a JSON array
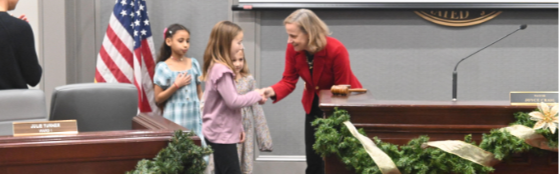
[
  {"x1": 206, "y1": 139, "x2": 242, "y2": 174},
  {"x1": 305, "y1": 94, "x2": 325, "y2": 174}
]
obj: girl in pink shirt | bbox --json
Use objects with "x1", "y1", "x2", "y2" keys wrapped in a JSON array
[{"x1": 200, "y1": 21, "x2": 266, "y2": 174}]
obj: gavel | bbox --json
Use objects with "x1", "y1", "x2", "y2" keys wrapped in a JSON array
[{"x1": 331, "y1": 85, "x2": 367, "y2": 95}]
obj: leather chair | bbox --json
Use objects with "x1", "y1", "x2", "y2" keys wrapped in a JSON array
[
  {"x1": 0, "y1": 89, "x2": 48, "y2": 136},
  {"x1": 49, "y1": 83, "x2": 138, "y2": 132}
]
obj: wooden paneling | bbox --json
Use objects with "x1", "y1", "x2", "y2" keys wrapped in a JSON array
[{"x1": 0, "y1": 113, "x2": 199, "y2": 174}]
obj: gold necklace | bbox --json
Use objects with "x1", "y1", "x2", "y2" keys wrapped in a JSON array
[{"x1": 306, "y1": 55, "x2": 313, "y2": 70}]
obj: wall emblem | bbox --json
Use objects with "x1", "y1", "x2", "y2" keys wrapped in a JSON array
[{"x1": 414, "y1": 10, "x2": 502, "y2": 27}]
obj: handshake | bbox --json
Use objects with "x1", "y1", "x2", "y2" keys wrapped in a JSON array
[{"x1": 254, "y1": 87, "x2": 275, "y2": 105}]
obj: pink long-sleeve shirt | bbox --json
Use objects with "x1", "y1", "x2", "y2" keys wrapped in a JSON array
[{"x1": 202, "y1": 63, "x2": 261, "y2": 144}]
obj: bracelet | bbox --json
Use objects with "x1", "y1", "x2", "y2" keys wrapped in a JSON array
[{"x1": 174, "y1": 83, "x2": 179, "y2": 89}]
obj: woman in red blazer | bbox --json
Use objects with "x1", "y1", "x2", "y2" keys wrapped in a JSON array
[{"x1": 264, "y1": 9, "x2": 362, "y2": 174}]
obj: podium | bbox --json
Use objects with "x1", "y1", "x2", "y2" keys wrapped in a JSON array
[
  {"x1": 319, "y1": 90, "x2": 558, "y2": 174},
  {"x1": 0, "y1": 113, "x2": 198, "y2": 174}
]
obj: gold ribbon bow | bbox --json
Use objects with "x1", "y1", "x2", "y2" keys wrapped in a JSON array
[
  {"x1": 343, "y1": 121, "x2": 401, "y2": 174},
  {"x1": 423, "y1": 124, "x2": 558, "y2": 168},
  {"x1": 502, "y1": 125, "x2": 558, "y2": 152},
  {"x1": 422, "y1": 140, "x2": 500, "y2": 167}
]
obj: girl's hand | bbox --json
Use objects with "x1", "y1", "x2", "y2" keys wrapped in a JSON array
[
  {"x1": 254, "y1": 89, "x2": 267, "y2": 104},
  {"x1": 174, "y1": 72, "x2": 192, "y2": 88},
  {"x1": 239, "y1": 131, "x2": 246, "y2": 143}
]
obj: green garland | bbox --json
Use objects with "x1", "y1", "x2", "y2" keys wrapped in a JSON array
[
  {"x1": 312, "y1": 108, "x2": 558, "y2": 174},
  {"x1": 126, "y1": 130, "x2": 213, "y2": 174}
]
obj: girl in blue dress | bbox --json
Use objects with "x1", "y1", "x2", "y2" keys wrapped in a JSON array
[{"x1": 153, "y1": 24, "x2": 204, "y2": 142}]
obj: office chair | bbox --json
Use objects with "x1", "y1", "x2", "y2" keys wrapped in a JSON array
[
  {"x1": 49, "y1": 83, "x2": 138, "y2": 132},
  {"x1": 0, "y1": 89, "x2": 48, "y2": 135}
]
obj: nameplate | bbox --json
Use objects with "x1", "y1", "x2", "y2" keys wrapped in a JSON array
[
  {"x1": 13, "y1": 120, "x2": 78, "y2": 137},
  {"x1": 510, "y1": 91, "x2": 558, "y2": 106}
]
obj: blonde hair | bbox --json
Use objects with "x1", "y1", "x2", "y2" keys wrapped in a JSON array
[
  {"x1": 284, "y1": 9, "x2": 331, "y2": 53},
  {"x1": 236, "y1": 49, "x2": 251, "y2": 78},
  {"x1": 201, "y1": 21, "x2": 242, "y2": 81}
]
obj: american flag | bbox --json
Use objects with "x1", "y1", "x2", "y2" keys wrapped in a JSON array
[{"x1": 94, "y1": 0, "x2": 157, "y2": 113}]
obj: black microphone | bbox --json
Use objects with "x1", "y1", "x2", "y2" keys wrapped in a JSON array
[{"x1": 452, "y1": 24, "x2": 527, "y2": 101}]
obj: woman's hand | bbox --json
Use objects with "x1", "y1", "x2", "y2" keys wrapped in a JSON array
[
  {"x1": 263, "y1": 87, "x2": 276, "y2": 98},
  {"x1": 239, "y1": 131, "x2": 246, "y2": 143},
  {"x1": 255, "y1": 88, "x2": 268, "y2": 104},
  {"x1": 173, "y1": 72, "x2": 191, "y2": 88}
]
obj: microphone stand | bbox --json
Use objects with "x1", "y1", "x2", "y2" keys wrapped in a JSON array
[{"x1": 452, "y1": 25, "x2": 527, "y2": 101}]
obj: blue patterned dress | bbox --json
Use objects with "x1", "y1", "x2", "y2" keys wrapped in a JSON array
[{"x1": 153, "y1": 58, "x2": 203, "y2": 140}]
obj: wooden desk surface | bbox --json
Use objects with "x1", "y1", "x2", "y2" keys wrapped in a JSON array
[
  {"x1": 319, "y1": 90, "x2": 535, "y2": 108},
  {"x1": 319, "y1": 90, "x2": 536, "y2": 128}
]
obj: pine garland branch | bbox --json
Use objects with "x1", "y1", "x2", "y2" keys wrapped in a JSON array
[
  {"x1": 127, "y1": 130, "x2": 213, "y2": 174},
  {"x1": 313, "y1": 107, "x2": 556, "y2": 174}
]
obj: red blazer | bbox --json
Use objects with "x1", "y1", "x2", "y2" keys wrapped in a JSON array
[{"x1": 271, "y1": 37, "x2": 362, "y2": 114}]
